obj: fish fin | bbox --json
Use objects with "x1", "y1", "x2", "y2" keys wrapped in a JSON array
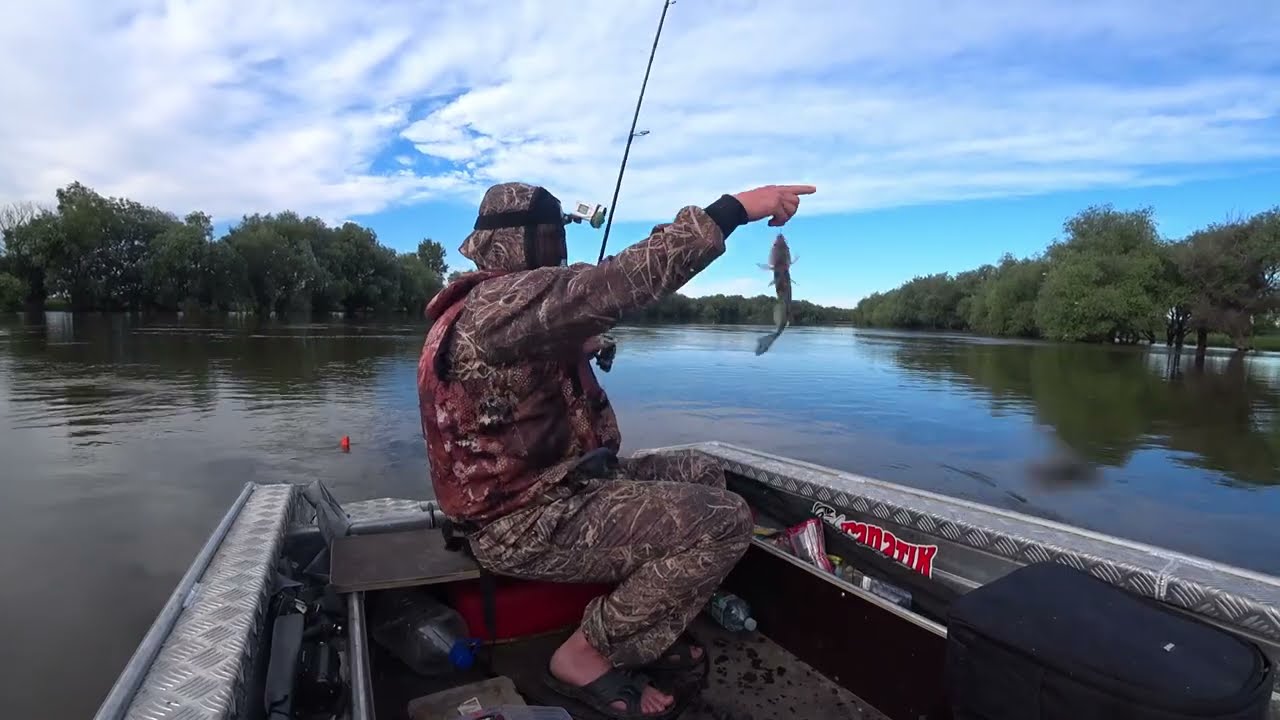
[
  {"x1": 791, "y1": 256, "x2": 799, "y2": 265},
  {"x1": 768, "y1": 279, "x2": 775, "y2": 287},
  {"x1": 757, "y1": 263, "x2": 772, "y2": 271},
  {"x1": 755, "y1": 333, "x2": 777, "y2": 356}
]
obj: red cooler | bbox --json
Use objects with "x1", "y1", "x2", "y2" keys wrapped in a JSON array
[{"x1": 447, "y1": 578, "x2": 613, "y2": 641}]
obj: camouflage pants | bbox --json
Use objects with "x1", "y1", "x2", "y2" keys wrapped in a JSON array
[{"x1": 470, "y1": 450, "x2": 754, "y2": 667}]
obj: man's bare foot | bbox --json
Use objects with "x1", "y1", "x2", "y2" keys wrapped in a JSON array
[
  {"x1": 549, "y1": 630, "x2": 674, "y2": 715},
  {"x1": 659, "y1": 640, "x2": 702, "y2": 665}
]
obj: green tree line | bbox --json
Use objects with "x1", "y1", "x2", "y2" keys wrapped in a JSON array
[
  {"x1": 0, "y1": 181, "x2": 851, "y2": 325},
  {"x1": 620, "y1": 292, "x2": 849, "y2": 326},
  {"x1": 0, "y1": 182, "x2": 447, "y2": 315},
  {"x1": 2, "y1": 179, "x2": 860, "y2": 325},
  {"x1": 851, "y1": 205, "x2": 1280, "y2": 358},
  {"x1": 459, "y1": 269, "x2": 850, "y2": 325}
]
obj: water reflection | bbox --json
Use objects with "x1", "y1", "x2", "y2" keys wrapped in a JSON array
[
  {"x1": 1, "y1": 313, "x2": 1279, "y2": 720},
  {"x1": 3, "y1": 314, "x2": 414, "y2": 438},
  {"x1": 889, "y1": 335, "x2": 1280, "y2": 487},
  {"x1": 4, "y1": 314, "x2": 1278, "y2": 493}
]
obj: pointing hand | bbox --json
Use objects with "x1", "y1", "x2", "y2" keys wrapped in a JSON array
[{"x1": 733, "y1": 184, "x2": 817, "y2": 227}]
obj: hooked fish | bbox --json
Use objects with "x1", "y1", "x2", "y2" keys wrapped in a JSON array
[{"x1": 755, "y1": 233, "x2": 796, "y2": 355}]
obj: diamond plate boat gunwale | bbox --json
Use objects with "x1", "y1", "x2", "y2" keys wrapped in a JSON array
[{"x1": 635, "y1": 442, "x2": 1280, "y2": 651}]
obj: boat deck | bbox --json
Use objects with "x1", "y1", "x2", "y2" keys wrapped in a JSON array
[
  {"x1": 94, "y1": 444, "x2": 1280, "y2": 720},
  {"x1": 371, "y1": 614, "x2": 888, "y2": 720}
]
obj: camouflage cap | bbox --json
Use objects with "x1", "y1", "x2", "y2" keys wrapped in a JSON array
[{"x1": 460, "y1": 182, "x2": 567, "y2": 272}]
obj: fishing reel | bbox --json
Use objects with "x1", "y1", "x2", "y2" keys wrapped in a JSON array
[{"x1": 563, "y1": 201, "x2": 607, "y2": 229}]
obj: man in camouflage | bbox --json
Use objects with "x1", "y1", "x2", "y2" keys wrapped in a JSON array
[{"x1": 418, "y1": 181, "x2": 815, "y2": 717}]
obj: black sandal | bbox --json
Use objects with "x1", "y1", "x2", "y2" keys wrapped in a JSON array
[
  {"x1": 542, "y1": 666, "x2": 679, "y2": 720},
  {"x1": 644, "y1": 633, "x2": 706, "y2": 673}
]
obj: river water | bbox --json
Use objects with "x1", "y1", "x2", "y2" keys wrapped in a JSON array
[{"x1": 2, "y1": 313, "x2": 1278, "y2": 718}]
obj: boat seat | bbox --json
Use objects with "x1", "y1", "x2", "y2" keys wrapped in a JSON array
[
  {"x1": 329, "y1": 528, "x2": 481, "y2": 593},
  {"x1": 298, "y1": 479, "x2": 479, "y2": 594}
]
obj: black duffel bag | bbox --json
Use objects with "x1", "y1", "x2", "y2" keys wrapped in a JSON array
[{"x1": 946, "y1": 561, "x2": 1274, "y2": 720}]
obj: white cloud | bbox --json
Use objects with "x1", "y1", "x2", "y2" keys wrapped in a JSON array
[{"x1": 1, "y1": 0, "x2": 1278, "y2": 224}]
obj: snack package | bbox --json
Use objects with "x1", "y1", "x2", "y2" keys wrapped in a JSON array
[{"x1": 781, "y1": 518, "x2": 835, "y2": 573}]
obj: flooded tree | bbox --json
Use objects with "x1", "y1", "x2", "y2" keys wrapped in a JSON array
[
  {"x1": 1173, "y1": 211, "x2": 1280, "y2": 364},
  {"x1": 853, "y1": 204, "x2": 1280, "y2": 352},
  {"x1": 416, "y1": 238, "x2": 449, "y2": 277},
  {"x1": 1033, "y1": 205, "x2": 1167, "y2": 344},
  {"x1": 966, "y1": 256, "x2": 1045, "y2": 338},
  {"x1": 622, "y1": 291, "x2": 847, "y2": 326},
  {"x1": 0, "y1": 182, "x2": 449, "y2": 316}
]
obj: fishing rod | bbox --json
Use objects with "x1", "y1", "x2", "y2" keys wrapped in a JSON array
[{"x1": 596, "y1": 0, "x2": 674, "y2": 264}]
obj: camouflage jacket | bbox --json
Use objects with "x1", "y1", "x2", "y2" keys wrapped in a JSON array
[{"x1": 417, "y1": 194, "x2": 747, "y2": 523}]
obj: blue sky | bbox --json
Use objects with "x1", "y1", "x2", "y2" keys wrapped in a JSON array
[
  {"x1": 2, "y1": 0, "x2": 1278, "y2": 308},
  {"x1": 363, "y1": 166, "x2": 1280, "y2": 309}
]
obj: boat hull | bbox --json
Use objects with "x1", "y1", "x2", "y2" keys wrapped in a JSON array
[
  {"x1": 639, "y1": 443, "x2": 1280, "y2": 654},
  {"x1": 93, "y1": 442, "x2": 1280, "y2": 719},
  {"x1": 641, "y1": 442, "x2": 1280, "y2": 716}
]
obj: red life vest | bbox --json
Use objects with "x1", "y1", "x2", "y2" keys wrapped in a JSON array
[{"x1": 417, "y1": 271, "x2": 620, "y2": 523}]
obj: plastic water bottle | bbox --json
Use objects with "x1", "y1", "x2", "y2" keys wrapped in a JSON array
[
  {"x1": 707, "y1": 590, "x2": 757, "y2": 632},
  {"x1": 370, "y1": 589, "x2": 470, "y2": 676}
]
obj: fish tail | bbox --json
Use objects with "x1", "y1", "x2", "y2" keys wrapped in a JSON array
[{"x1": 755, "y1": 332, "x2": 778, "y2": 356}]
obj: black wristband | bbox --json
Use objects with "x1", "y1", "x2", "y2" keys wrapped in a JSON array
[{"x1": 703, "y1": 194, "x2": 749, "y2": 239}]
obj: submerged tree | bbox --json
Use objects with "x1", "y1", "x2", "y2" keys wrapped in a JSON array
[
  {"x1": 0, "y1": 182, "x2": 454, "y2": 317},
  {"x1": 967, "y1": 255, "x2": 1045, "y2": 338},
  {"x1": 416, "y1": 238, "x2": 449, "y2": 277},
  {"x1": 1176, "y1": 212, "x2": 1280, "y2": 362},
  {"x1": 852, "y1": 203, "x2": 1280, "y2": 351},
  {"x1": 1034, "y1": 206, "x2": 1167, "y2": 343}
]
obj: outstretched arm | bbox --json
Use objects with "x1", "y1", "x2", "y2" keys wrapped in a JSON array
[
  {"x1": 459, "y1": 196, "x2": 743, "y2": 364},
  {"x1": 459, "y1": 185, "x2": 816, "y2": 365}
]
